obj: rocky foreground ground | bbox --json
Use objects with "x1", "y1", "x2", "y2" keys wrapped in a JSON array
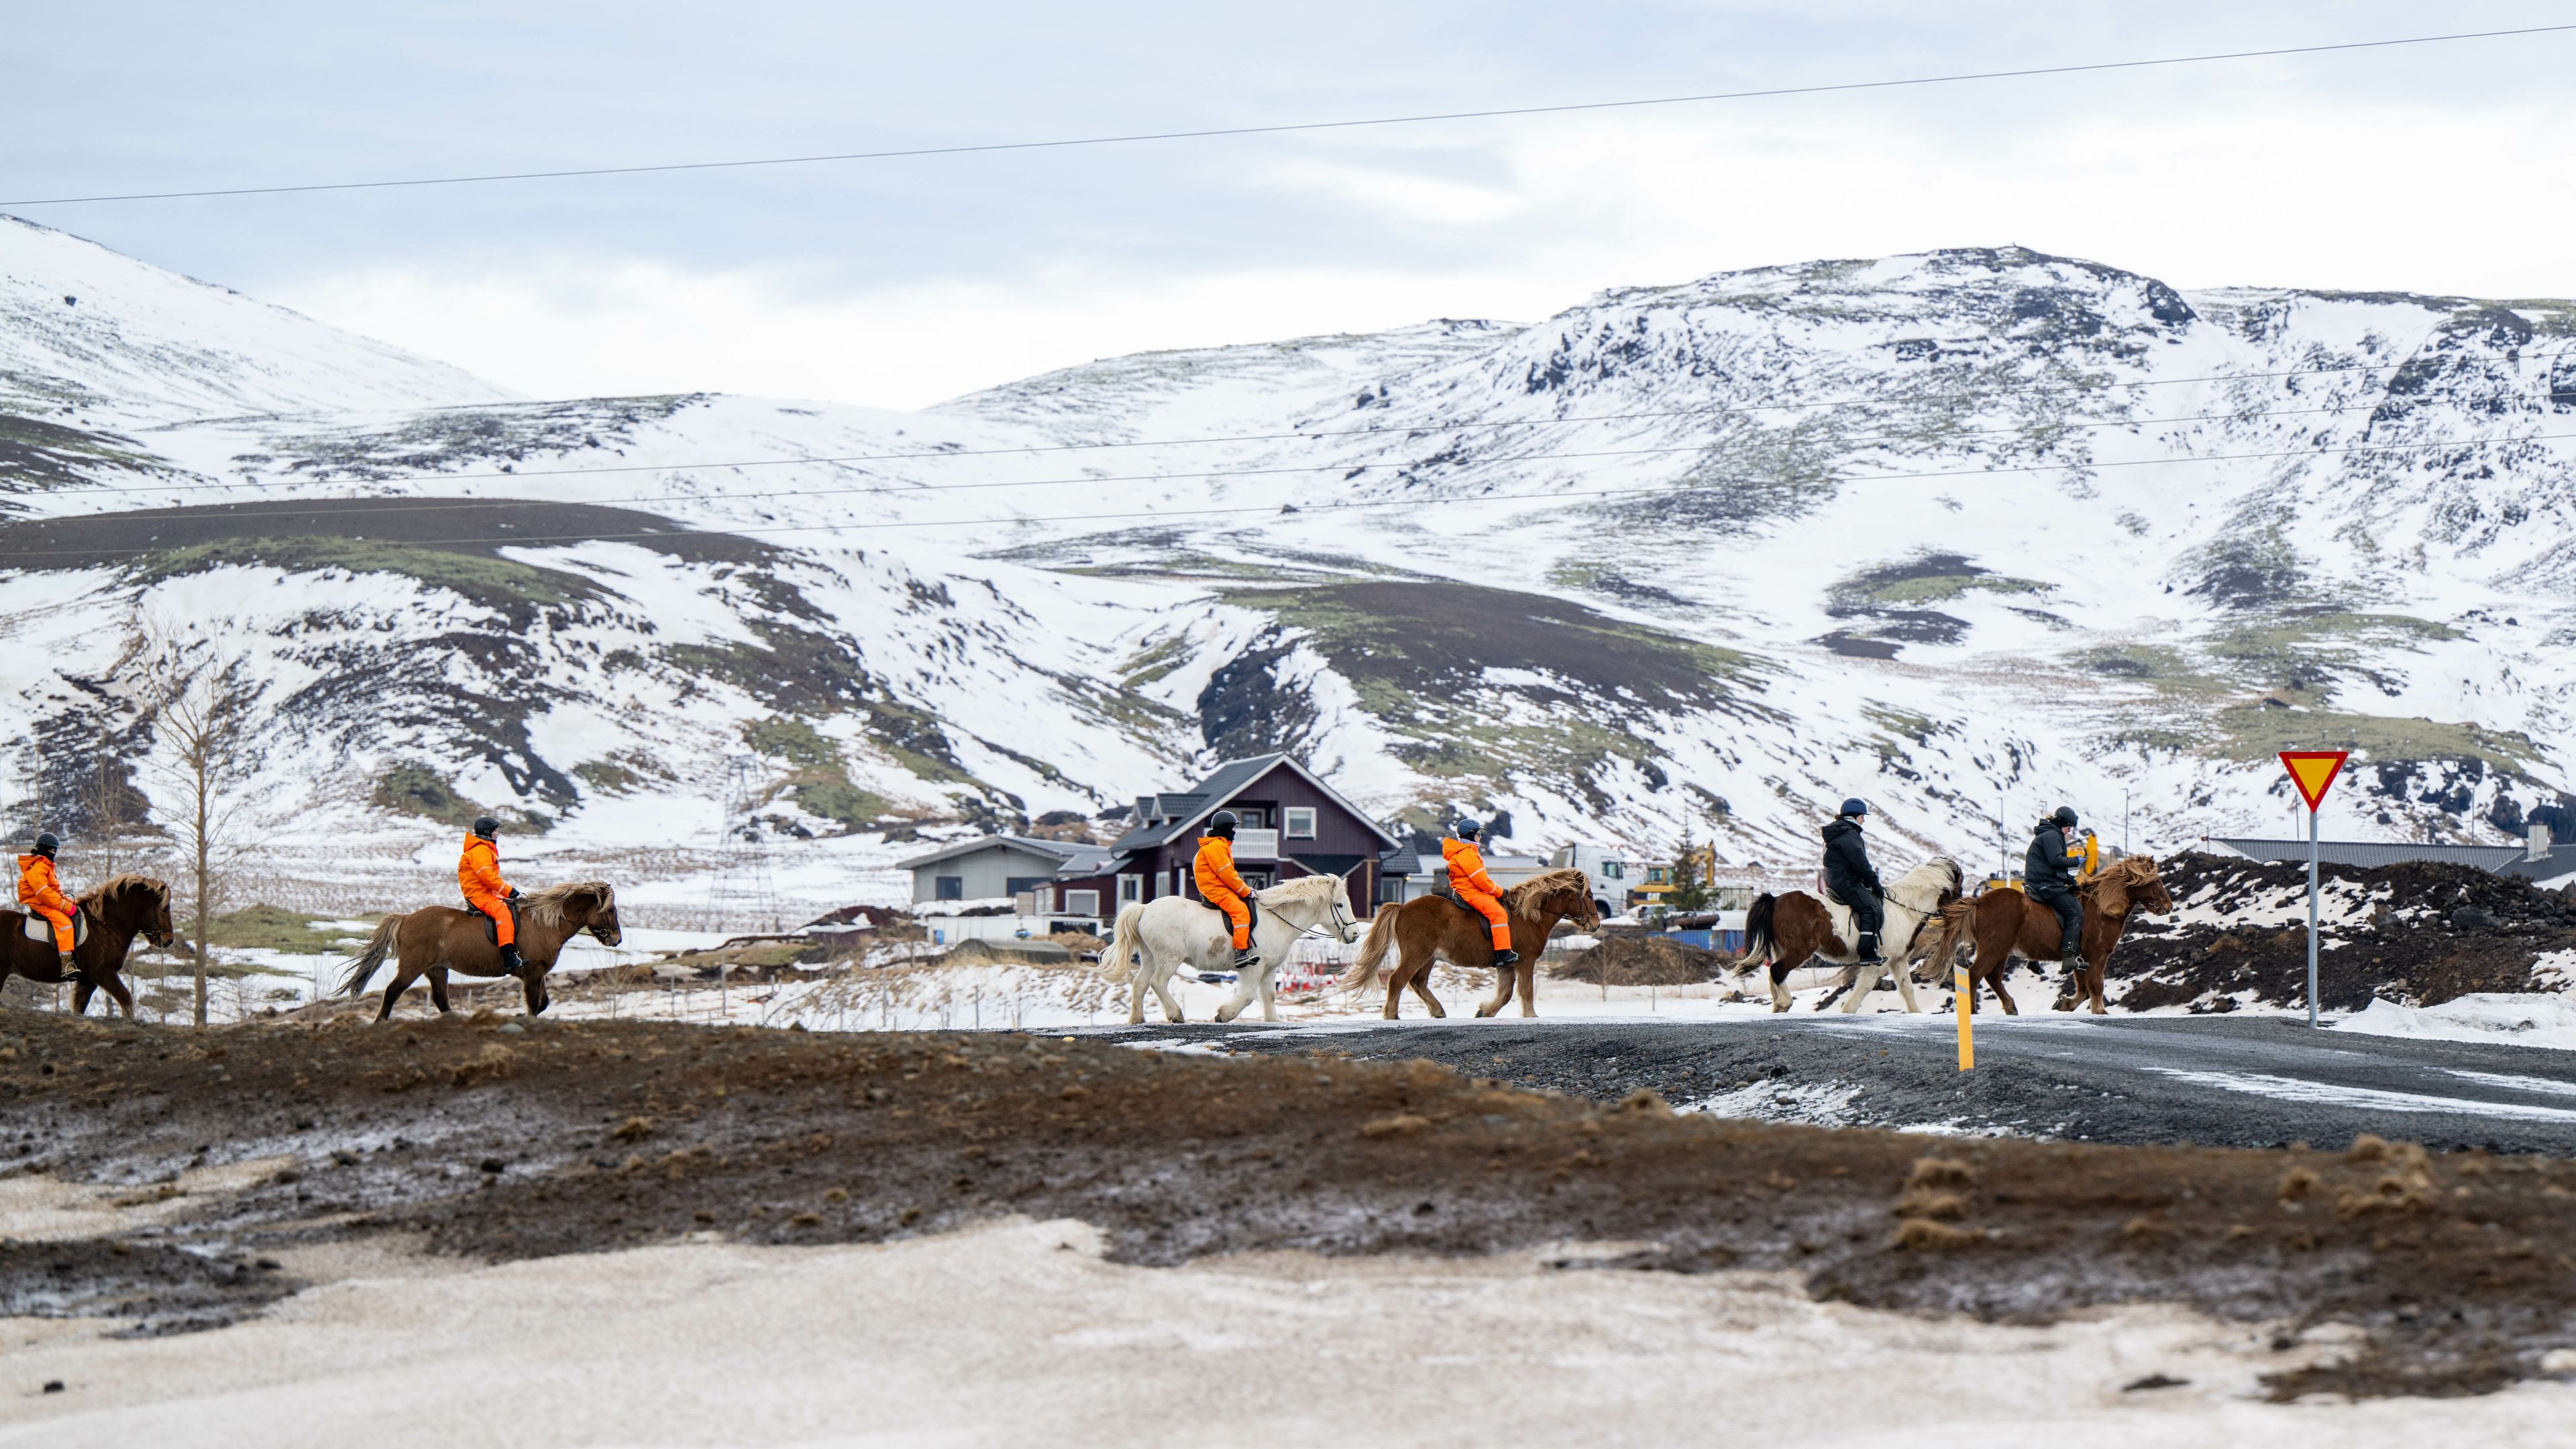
[{"x1": 5, "y1": 1010, "x2": 2576, "y2": 1401}]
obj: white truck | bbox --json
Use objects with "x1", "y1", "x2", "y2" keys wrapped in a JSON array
[{"x1": 1546, "y1": 845, "x2": 1631, "y2": 920}]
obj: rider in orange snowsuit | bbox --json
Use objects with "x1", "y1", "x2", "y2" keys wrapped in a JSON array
[
  {"x1": 1193, "y1": 810, "x2": 1258, "y2": 969},
  {"x1": 458, "y1": 816, "x2": 523, "y2": 970},
  {"x1": 17, "y1": 833, "x2": 76, "y2": 968},
  {"x1": 1443, "y1": 819, "x2": 1517, "y2": 968}
]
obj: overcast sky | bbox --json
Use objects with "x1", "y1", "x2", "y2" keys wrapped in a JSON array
[{"x1": 11, "y1": 2, "x2": 2573, "y2": 408}]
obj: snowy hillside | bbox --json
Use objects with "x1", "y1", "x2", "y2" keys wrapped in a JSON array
[{"x1": 1, "y1": 224, "x2": 2571, "y2": 913}]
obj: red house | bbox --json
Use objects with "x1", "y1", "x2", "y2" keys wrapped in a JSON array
[{"x1": 1049, "y1": 753, "x2": 1401, "y2": 917}]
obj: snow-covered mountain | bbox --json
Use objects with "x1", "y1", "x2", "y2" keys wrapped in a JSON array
[{"x1": 3, "y1": 217, "x2": 2571, "y2": 896}]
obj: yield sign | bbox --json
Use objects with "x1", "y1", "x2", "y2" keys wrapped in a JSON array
[{"x1": 2279, "y1": 751, "x2": 2349, "y2": 812}]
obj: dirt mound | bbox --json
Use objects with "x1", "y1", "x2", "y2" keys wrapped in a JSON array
[
  {"x1": 1552, "y1": 934, "x2": 1730, "y2": 985},
  {"x1": 938, "y1": 938, "x2": 1079, "y2": 965},
  {"x1": 9, "y1": 1013, "x2": 2576, "y2": 1397},
  {"x1": 2104, "y1": 851, "x2": 2576, "y2": 1013}
]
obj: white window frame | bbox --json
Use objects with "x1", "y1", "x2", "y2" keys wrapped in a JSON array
[
  {"x1": 1063, "y1": 890, "x2": 1100, "y2": 917},
  {"x1": 1283, "y1": 806, "x2": 1317, "y2": 839},
  {"x1": 1117, "y1": 873, "x2": 1142, "y2": 904}
]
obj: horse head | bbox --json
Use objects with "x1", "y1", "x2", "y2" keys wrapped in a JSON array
[
  {"x1": 1512, "y1": 868, "x2": 1599, "y2": 933},
  {"x1": 524, "y1": 881, "x2": 624, "y2": 946},
  {"x1": 1328, "y1": 875, "x2": 1360, "y2": 943},
  {"x1": 87, "y1": 875, "x2": 175, "y2": 949},
  {"x1": 2094, "y1": 856, "x2": 2171, "y2": 919}
]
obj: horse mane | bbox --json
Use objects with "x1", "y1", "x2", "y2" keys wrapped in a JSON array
[
  {"x1": 521, "y1": 879, "x2": 614, "y2": 928},
  {"x1": 1256, "y1": 874, "x2": 1342, "y2": 906},
  {"x1": 2082, "y1": 855, "x2": 2158, "y2": 894},
  {"x1": 78, "y1": 873, "x2": 167, "y2": 911},
  {"x1": 1503, "y1": 867, "x2": 1590, "y2": 922}
]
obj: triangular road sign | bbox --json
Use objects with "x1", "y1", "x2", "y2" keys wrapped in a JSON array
[{"x1": 2279, "y1": 751, "x2": 2349, "y2": 812}]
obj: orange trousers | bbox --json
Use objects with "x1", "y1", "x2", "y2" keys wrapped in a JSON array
[
  {"x1": 1203, "y1": 887, "x2": 1251, "y2": 950},
  {"x1": 1459, "y1": 888, "x2": 1511, "y2": 953},
  {"x1": 466, "y1": 892, "x2": 515, "y2": 947},
  {"x1": 29, "y1": 904, "x2": 72, "y2": 953}
]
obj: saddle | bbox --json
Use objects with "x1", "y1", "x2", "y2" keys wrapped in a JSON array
[
  {"x1": 17, "y1": 907, "x2": 88, "y2": 947},
  {"x1": 470, "y1": 898, "x2": 525, "y2": 945},
  {"x1": 1431, "y1": 885, "x2": 1481, "y2": 918}
]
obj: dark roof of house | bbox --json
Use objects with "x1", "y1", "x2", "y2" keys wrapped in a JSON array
[
  {"x1": 1049, "y1": 848, "x2": 1127, "y2": 879},
  {"x1": 2210, "y1": 837, "x2": 2546, "y2": 873},
  {"x1": 894, "y1": 835, "x2": 1087, "y2": 872},
  {"x1": 1107, "y1": 753, "x2": 1402, "y2": 854}
]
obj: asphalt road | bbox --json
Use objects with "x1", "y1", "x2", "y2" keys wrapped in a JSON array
[{"x1": 1080, "y1": 1014, "x2": 2576, "y2": 1153}]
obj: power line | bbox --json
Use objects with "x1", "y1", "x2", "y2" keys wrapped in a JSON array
[
  {"x1": 5, "y1": 427, "x2": 2565, "y2": 562},
  {"x1": 23, "y1": 400, "x2": 2455, "y2": 521},
  {"x1": 38, "y1": 358, "x2": 2436, "y2": 503},
  {"x1": 5, "y1": 25, "x2": 2568, "y2": 208}
]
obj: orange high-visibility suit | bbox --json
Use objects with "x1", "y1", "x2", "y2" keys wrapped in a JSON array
[
  {"x1": 1193, "y1": 835, "x2": 1254, "y2": 951},
  {"x1": 16, "y1": 854, "x2": 74, "y2": 954},
  {"x1": 458, "y1": 833, "x2": 515, "y2": 947},
  {"x1": 1443, "y1": 837, "x2": 1512, "y2": 953}
]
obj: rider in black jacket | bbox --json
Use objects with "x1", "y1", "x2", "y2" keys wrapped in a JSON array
[
  {"x1": 1821, "y1": 798, "x2": 1886, "y2": 965},
  {"x1": 2025, "y1": 806, "x2": 2087, "y2": 967}
]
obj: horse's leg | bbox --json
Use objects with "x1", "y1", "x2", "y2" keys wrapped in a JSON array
[
  {"x1": 1475, "y1": 957, "x2": 1513, "y2": 1018},
  {"x1": 2086, "y1": 961, "x2": 2108, "y2": 1016},
  {"x1": 429, "y1": 969, "x2": 453, "y2": 1015},
  {"x1": 377, "y1": 964, "x2": 416, "y2": 1022},
  {"x1": 71, "y1": 977, "x2": 95, "y2": 1016},
  {"x1": 1988, "y1": 945, "x2": 2021, "y2": 1016},
  {"x1": 1254, "y1": 961, "x2": 1279, "y2": 1023},
  {"x1": 1892, "y1": 955, "x2": 1923, "y2": 1014},
  {"x1": 1839, "y1": 963, "x2": 1879, "y2": 1014},
  {"x1": 1515, "y1": 956, "x2": 1537, "y2": 1018},
  {"x1": 1381, "y1": 951, "x2": 1405, "y2": 1020},
  {"x1": 1213, "y1": 969, "x2": 1256, "y2": 1024},
  {"x1": 522, "y1": 970, "x2": 545, "y2": 1016},
  {"x1": 1767, "y1": 960, "x2": 1792, "y2": 1014},
  {"x1": 1409, "y1": 952, "x2": 1448, "y2": 1019}
]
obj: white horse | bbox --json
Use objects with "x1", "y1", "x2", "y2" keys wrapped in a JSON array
[{"x1": 1111, "y1": 873, "x2": 1362, "y2": 1024}]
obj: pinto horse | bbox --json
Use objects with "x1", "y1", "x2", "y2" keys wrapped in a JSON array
[
  {"x1": 338, "y1": 880, "x2": 622, "y2": 1020},
  {"x1": 0, "y1": 875, "x2": 175, "y2": 1018},
  {"x1": 1338, "y1": 867, "x2": 1600, "y2": 1019},
  {"x1": 1735, "y1": 859, "x2": 1962, "y2": 1014},
  {"x1": 1924, "y1": 855, "x2": 2173, "y2": 1015}
]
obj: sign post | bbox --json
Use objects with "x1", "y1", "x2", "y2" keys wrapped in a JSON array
[
  {"x1": 1954, "y1": 964, "x2": 1973, "y2": 1070},
  {"x1": 2278, "y1": 751, "x2": 2350, "y2": 1028}
]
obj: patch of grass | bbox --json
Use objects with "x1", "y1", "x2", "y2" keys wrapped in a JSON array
[
  {"x1": 2214, "y1": 706, "x2": 2542, "y2": 773},
  {"x1": 130, "y1": 537, "x2": 599, "y2": 610},
  {"x1": 745, "y1": 716, "x2": 840, "y2": 770},
  {"x1": 195, "y1": 903, "x2": 360, "y2": 953},
  {"x1": 792, "y1": 779, "x2": 889, "y2": 829},
  {"x1": 572, "y1": 753, "x2": 672, "y2": 797},
  {"x1": 372, "y1": 763, "x2": 484, "y2": 829}
]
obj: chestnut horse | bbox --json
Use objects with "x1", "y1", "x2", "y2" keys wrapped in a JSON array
[
  {"x1": 1735, "y1": 859, "x2": 1963, "y2": 1014},
  {"x1": 0, "y1": 875, "x2": 175, "y2": 1018},
  {"x1": 338, "y1": 880, "x2": 622, "y2": 1020},
  {"x1": 1923, "y1": 855, "x2": 2173, "y2": 1015},
  {"x1": 1338, "y1": 867, "x2": 1600, "y2": 1019}
]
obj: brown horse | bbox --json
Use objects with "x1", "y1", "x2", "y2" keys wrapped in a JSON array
[
  {"x1": 1923, "y1": 855, "x2": 2173, "y2": 1015},
  {"x1": 1735, "y1": 859, "x2": 1963, "y2": 1014},
  {"x1": 0, "y1": 875, "x2": 175, "y2": 1018},
  {"x1": 1338, "y1": 867, "x2": 1600, "y2": 1019},
  {"x1": 338, "y1": 880, "x2": 623, "y2": 1020}
]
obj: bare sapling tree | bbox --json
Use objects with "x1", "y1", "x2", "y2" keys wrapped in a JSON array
[{"x1": 138, "y1": 632, "x2": 266, "y2": 1026}]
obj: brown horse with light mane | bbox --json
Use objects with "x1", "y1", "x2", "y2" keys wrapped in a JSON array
[
  {"x1": 1923, "y1": 855, "x2": 2172, "y2": 1015},
  {"x1": 0, "y1": 875, "x2": 175, "y2": 1018},
  {"x1": 1338, "y1": 867, "x2": 1599, "y2": 1019},
  {"x1": 338, "y1": 880, "x2": 622, "y2": 1020},
  {"x1": 1735, "y1": 859, "x2": 1963, "y2": 1014}
]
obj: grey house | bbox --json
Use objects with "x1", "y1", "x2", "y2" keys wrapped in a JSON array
[{"x1": 898, "y1": 835, "x2": 1085, "y2": 904}]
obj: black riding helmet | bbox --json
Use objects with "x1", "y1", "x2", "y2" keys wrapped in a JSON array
[
  {"x1": 1839, "y1": 798, "x2": 1868, "y2": 818},
  {"x1": 472, "y1": 816, "x2": 500, "y2": 839},
  {"x1": 32, "y1": 832, "x2": 58, "y2": 857},
  {"x1": 1207, "y1": 810, "x2": 1238, "y2": 839},
  {"x1": 1452, "y1": 818, "x2": 1481, "y2": 841},
  {"x1": 2051, "y1": 806, "x2": 2078, "y2": 829}
]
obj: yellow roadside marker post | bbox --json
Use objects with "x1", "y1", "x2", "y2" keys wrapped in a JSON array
[
  {"x1": 2278, "y1": 751, "x2": 2351, "y2": 1029},
  {"x1": 1955, "y1": 964, "x2": 1973, "y2": 1070}
]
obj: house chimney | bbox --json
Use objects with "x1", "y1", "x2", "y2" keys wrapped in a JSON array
[{"x1": 2532, "y1": 822, "x2": 2555, "y2": 862}]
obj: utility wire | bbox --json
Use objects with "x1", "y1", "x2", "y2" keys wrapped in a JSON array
[
  {"x1": 43, "y1": 358, "x2": 2433, "y2": 503},
  {"x1": 27, "y1": 400, "x2": 2466, "y2": 521},
  {"x1": 6, "y1": 427, "x2": 2565, "y2": 561},
  {"x1": 5, "y1": 25, "x2": 2568, "y2": 207}
]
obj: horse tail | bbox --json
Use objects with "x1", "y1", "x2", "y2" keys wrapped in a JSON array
[
  {"x1": 1733, "y1": 893, "x2": 1778, "y2": 978},
  {"x1": 1107, "y1": 904, "x2": 1147, "y2": 985},
  {"x1": 1925, "y1": 900, "x2": 1975, "y2": 981},
  {"x1": 1337, "y1": 908, "x2": 1399, "y2": 994},
  {"x1": 337, "y1": 914, "x2": 402, "y2": 997}
]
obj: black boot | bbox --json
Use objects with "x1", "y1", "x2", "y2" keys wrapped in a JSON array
[
  {"x1": 1856, "y1": 932, "x2": 1886, "y2": 965},
  {"x1": 500, "y1": 943, "x2": 524, "y2": 973},
  {"x1": 1231, "y1": 945, "x2": 1257, "y2": 970},
  {"x1": 1491, "y1": 948, "x2": 1520, "y2": 969}
]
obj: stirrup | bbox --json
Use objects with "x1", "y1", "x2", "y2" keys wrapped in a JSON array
[
  {"x1": 1231, "y1": 947, "x2": 1258, "y2": 969},
  {"x1": 1490, "y1": 948, "x2": 1520, "y2": 968}
]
